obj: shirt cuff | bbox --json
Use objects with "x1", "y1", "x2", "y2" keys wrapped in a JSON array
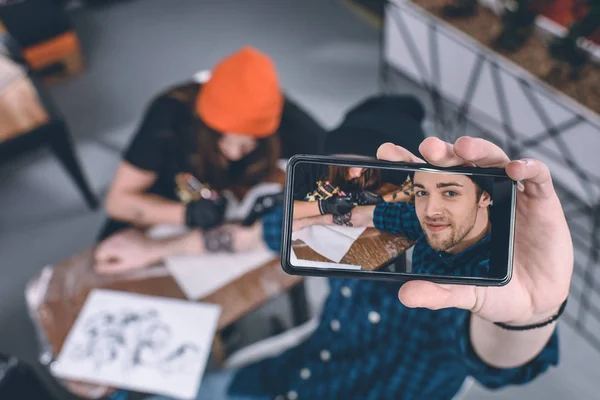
[
  {"x1": 262, "y1": 205, "x2": 284, "y2": 252},
  {"x1": 459, "y1": 314, "x2": 560, "y2": 389},
  {"x1": 373, "y1": 202, "x2": 394, "y2": 232}
]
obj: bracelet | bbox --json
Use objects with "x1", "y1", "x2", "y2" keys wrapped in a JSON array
[{"x1": 493, "y1": 298, "x2": 568, "y2": 331}]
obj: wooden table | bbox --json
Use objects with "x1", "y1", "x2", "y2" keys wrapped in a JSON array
[
  {"x1": 293, "y1": 228, "x2": 414, "y2": 271},
  {"x1": 0, "y1": 58, "x2": 49, "y2": 142},
  {"x1": 25, "y1": 249, "x2": 303, "y2": 399}
]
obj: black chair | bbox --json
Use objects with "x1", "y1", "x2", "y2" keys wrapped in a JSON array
[
  {"x1": 0, "y1": 34, "x2": 98, "y2": 209},
  {"x1": 0, "y1": 0, "x2": 72, "y2": 49},
  {"x1": 0, "y1": 353, "x2": 60, "y2": 400}
]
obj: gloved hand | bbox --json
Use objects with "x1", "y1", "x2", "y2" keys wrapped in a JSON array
[
  {"x1": 185, "y1": 197, "x2": 227, "y2": 229},
  {"x1": 355, "y1": 191, "x2": 384, "y2": 206},
  {"x1": 242, "y1": 192, "x2": 285, "y2": 226},
  {"x1": 318, "y1": 196, "x2": 355, "y2": 216}
]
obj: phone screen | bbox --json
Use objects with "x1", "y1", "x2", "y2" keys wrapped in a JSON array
[{"x1": 284, "y1": 157, "x2": 516, "y2": 284}]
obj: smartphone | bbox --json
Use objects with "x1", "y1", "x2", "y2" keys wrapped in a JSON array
[{"x1": 281, "y1": 155, "x2": 517, "y2": 286}]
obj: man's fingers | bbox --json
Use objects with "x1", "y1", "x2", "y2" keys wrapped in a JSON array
[
  {"x1": 94, "y1": 246, "x2": 111, "y2": 261},
  {"x1": 418, "y1": 137, "x2": 464, "y2": 167},
  {"x1": 94, "y1": 261, "x2": 123, "y2": 275},
  {"x1": 452, "y1": 136, "x2": 511, "y2": 168},
  {"x1": 376, "y1": 142, "x2": 424, "y2": 163},
  {"x1": 95, "y1": 259, "x2": 139, "y2": 275},
  {"x1": 398, "y1": 281, "x2": 478, "y2": 311},
  {"x1": 505, "y1": 159, "x2": 555, "y2": 199}
]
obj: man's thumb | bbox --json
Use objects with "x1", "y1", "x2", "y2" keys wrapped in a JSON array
[{"x1": 399, "y1": 281, "x2": 477, "y2": 311}]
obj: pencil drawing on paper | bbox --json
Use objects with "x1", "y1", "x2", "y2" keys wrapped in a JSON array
[{"x1": 67, "y1": 308, "x2": 201, "y2": 374}]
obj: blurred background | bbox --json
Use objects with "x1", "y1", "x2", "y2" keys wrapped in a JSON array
[{"x1": 0, "y1": 0, "x2": 598, "y2": 399}]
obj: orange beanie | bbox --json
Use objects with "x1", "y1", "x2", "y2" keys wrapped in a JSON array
[{"x1": 197, "y1": 46, "x2": 284, "y2": 138}]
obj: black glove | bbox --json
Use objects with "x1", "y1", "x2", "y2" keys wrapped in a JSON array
[
  {"x1": 318, "y1": 196, "x2": 355, "y2": 216},
  {"x1": 355, "y1": 191, "x2": 384, "y2": 206},
  {"x1": 242, "y1": 192, "x2": 285, "y2": 226},
  {"x1": 185, "y1": 198, "x2": 227, "y2": 229}
]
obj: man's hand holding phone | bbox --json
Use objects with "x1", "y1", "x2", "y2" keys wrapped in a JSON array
[{"x1": 377, "y1": 137, "x2": 572, "y2": 330}]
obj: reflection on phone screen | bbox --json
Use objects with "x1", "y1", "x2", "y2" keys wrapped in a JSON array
[{"x1": 289, "y1": 161, "x2": 514, "y2": 280}]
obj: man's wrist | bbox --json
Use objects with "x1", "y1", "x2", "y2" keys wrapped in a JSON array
[
  {"x1": 156, "y1": 230, "x2": 204, "y2": 258},
  {"x1": 352, "y1": 205, "x2": 376, "y2": 227},
  {"x1": 496, "y1": 302, "x2": 564, "y2": 329}
]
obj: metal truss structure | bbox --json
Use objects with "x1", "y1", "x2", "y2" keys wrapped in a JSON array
[{"x1": 381, "y1": 0, "x2": 600, "y2": 351}]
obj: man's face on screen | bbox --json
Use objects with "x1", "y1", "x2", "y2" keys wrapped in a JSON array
[{"x1": 413, "y1": 172, "x2": 485, "y2": 252}]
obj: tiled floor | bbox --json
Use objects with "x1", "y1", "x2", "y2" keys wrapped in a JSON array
[{"x1": 0, "y1": 0, "x2": 598, "y2": 399}]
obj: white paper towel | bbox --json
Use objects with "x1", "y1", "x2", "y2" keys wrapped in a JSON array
[
  {"x1": 165, "y1": 250, "x2": 276, "y2": 300},
  {"x1": 290, "y1": 248, "x2": 362, "y2": 270},
  {"x1": 291, "y1": 225, "x2": 366, "y2": 263}
]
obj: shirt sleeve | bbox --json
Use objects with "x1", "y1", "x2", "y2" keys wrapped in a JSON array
[
  {"x1": 459, "y1": 316, "x2": 560, "y2": 389},
  {"x1": 262, "y1": 205, "x2": 284, "y2": 251},
  {"x1": 292, "y1": 164, "x2": 324, "y2": 201},
  {"x1": 372, "y1": 202, "x2": 422, "y2": 241},
  {"x1": 123, "y1": 95, "x2": 186, "y2": 172}
]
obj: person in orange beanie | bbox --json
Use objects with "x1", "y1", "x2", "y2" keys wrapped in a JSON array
[{"x1": 94, "y1": 46, "x2": 325, "y2": 274}]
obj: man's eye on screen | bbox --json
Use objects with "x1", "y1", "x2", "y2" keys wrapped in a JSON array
[
  {"x1": 415, "y1": 191, "x2": 428, "y2": 197},
  {"x1": 443, "y1": 191, "x2": 458, "y2": 197}
]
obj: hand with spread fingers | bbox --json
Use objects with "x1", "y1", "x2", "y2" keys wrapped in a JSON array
[
  {"x1": 377, "y1": 137, "x2": 573, "y2": 322},
  {"x1": 377, "y1": 136, "x2": 573, "y2": 367}
]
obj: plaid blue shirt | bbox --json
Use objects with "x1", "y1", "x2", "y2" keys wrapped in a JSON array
[
  {"x1": 373, "y1": 202, "x2": 491, "y2": 277},
  {"x1": 262, "y1": 205, "x2": 285, "y2": 252},
  {"x1": 238, "y1": 205, "x2": 559, "y2": 400}
]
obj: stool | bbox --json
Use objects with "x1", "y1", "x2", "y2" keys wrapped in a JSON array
[{"x1": 23, "y1": 31, "x2": 84, "y2": 84}]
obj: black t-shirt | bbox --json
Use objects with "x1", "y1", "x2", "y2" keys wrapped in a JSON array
[
  {"x1": 292, "y1": 163, "x2": 329, "y2": 201},
  {"x1": 98, "y1": 82, "x2": 325, "y2": 240},
  {"x1": 292, "y1": 164, "x2": 410, "y2": 202}
]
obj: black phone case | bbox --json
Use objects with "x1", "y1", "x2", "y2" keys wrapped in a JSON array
[{"x1": 280, "y1": 155, "x2": 517, "y2": 287}]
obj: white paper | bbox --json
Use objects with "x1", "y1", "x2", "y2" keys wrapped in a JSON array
[
  {"x1": 291, "y1": 225, "x2": 366, "y2": 263},
  {"x1": 51, "y1": 289, "x2": 221, "y2": 400},
  {"x1": 290, "y1": 248, "x2": 361, "y2": 270},
  {"x1": 165, "y1": 250, "x2": 277, "y2": 300}
]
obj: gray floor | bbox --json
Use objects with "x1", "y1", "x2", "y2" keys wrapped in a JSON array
[{"x1": 0, "y1": 0, "x2": 598, "y2": 399}]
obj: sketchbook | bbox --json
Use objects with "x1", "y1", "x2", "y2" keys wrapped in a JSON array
[
  {"x1": 51, "y1": 289, "x2": 221, "y2": 399},
  {"x1": 291, "y1": 225, "x2": 366, "y2": 263}
]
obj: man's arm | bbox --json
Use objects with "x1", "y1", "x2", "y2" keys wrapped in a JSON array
[
  {"x1": 348, "y1": 205, "x2": 376, "y2": 227},
  {"x1": 469, "y1": 310, "x2": 558, "y2": 369},
  {"x1": 354, "y1": 202, "x2": 422, "y2": 241},
  {"x1": 150, "y1": 222, "x2": 267, "y2": 260}
]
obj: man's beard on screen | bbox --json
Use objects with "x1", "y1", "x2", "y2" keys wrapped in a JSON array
[{"x1": 420, "y1": 205, "x2": 479, "y2": 252}]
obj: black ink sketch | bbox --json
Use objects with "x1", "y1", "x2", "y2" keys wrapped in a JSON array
[{"x1": 68, "y1": 308, "x2": 201, "y2": 374}]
